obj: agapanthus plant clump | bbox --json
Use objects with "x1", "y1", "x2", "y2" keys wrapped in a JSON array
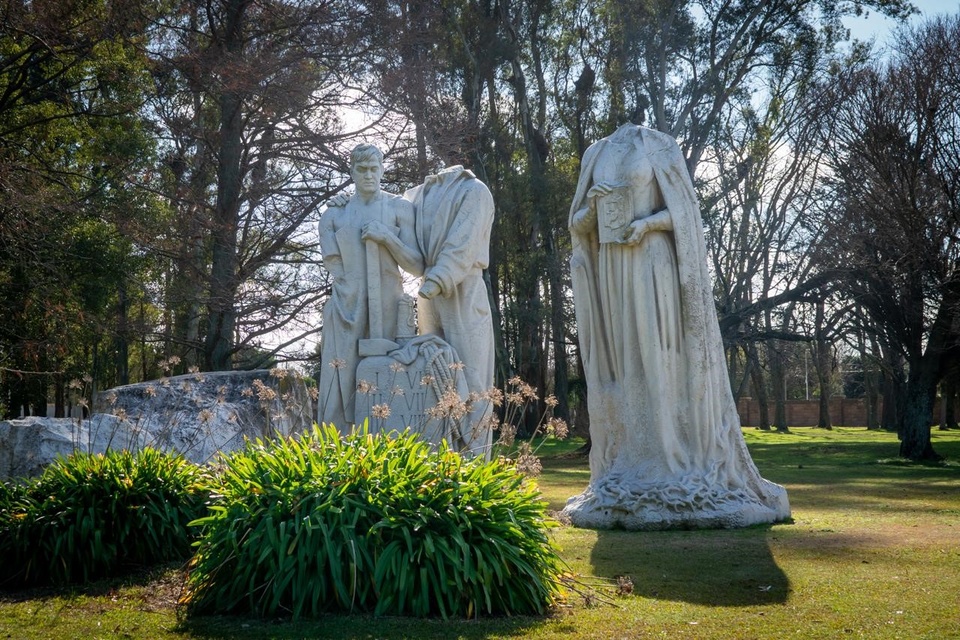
[
  {"x1": 180, "y1": 424, "x2": 566, "y2": 619},
  {"x1": 0, "y1": 448, "x2": 211, "y2": 587}
]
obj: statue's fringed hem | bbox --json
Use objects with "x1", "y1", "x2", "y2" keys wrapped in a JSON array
[{"x1": 561, "y1": 474, "x2": 791, "y2": 531}]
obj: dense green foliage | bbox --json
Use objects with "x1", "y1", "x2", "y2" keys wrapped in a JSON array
[
  {"x1": 0, "y1": 0, "x2": 163, "y2": 413},
  {"x1": 0, "y1": 448, "x2": 210, "y2": 587},
  {"x1": 182, "y1": 425, "x2": 565, "y2": 619}
]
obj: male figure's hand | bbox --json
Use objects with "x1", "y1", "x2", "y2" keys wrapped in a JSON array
[
  {"x1": 361, "y1": 220, "x2": 393, "y2": 244},
  {"x1": 419, "y1": 279, "x2": 442, "y2": 299},
  {"x1": 326, "y1": 192, "x2": 349, "y2": 208}
]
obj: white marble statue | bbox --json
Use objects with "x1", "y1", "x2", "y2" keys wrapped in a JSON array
[
  {"x1": 317, "y1": 144, "x2": 418, "y2": 428},
  {"x1": 318, "y1": 153, "x2": 495, "y2": 457},
  {"x1": 403, "y1": 166, "x2": 497, "y2": 455},
  {"x1": 562, "y1": 122, "x2": 791, "y2": 530}
]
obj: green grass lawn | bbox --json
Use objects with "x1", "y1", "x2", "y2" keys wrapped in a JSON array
[{"x1": 2, "y1": 427, "x2": 959, "y2": 639}]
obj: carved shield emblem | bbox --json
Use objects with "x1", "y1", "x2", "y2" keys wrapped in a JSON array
[{"x1": 597, "y1": 188, "x2": 633, "y2": 243}]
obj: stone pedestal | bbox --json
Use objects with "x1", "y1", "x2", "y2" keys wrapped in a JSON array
[
  {"x1": 353, "y1": 335, "x2": 490, "y2": 457},
  {"x1": 355, "y1": 355, "x2": 444, "y2": 441}
]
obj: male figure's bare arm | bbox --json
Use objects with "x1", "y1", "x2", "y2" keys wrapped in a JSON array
[
  {"x1": 362, "y1": 198, "x2": 424, "y2": 276},
  {"x1": 318, "y1": 207, "x2": 345, "y2": 280}
]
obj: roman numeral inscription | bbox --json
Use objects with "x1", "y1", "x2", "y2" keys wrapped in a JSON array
[{"x1": 354, "y1": 355, "x2": 443, "y2": 443}]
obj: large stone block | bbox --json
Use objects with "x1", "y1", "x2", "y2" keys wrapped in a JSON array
[
  {"x1": 0, "y1": 415, "x2": 137, "y2": 479},
  {"x1": 94, "y1": 369, "x2": 314, "y2": 444},
  {"x1": 0, "y1": 370, "x2": 315, "y2": 480}
]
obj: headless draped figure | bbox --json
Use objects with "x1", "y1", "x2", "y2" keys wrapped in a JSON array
[{"x1": 563, "y1": 123, "x2": 790, "y2": 530}]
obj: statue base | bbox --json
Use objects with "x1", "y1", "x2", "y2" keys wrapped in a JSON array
[
  {"x1": 353, "y1": 335, "x2": 492, "y2": 458},
  {"x1": 561, "y1": 473, "x2": 790, "y2": 531}
]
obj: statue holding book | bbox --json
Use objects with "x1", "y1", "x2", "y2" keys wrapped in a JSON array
[{"x1": 563, "y1": 120, "x2": 791, "y2": 530}]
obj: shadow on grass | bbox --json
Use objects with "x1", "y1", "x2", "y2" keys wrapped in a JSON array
[
  {"x1": 0, "y1": 561, "x2": 184, "y2": 604},
  {"x1": 177, "y1": 611, "x2": 551, "y2": 640},
  {"x1": 541, "y1": 449, "x2": 791, "y2": 607},
  {"x1": 743, "y1": 427, "x2": 960, "y2": 474},
  {"x1": 589, "y1": 526, "x2": 790, "y2": 607}
]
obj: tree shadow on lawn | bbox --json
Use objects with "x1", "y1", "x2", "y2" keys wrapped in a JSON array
[
  {"x1": 589, "y1": 525, "x2": 790, "y2": 607},
  {"x1": 178, "y1": 611, "x2": 552, "y2": 640},
  {"x1": 0, "y1": 561, "x2": 183, "y2": 606}
]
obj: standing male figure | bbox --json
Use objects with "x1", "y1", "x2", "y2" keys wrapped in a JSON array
[
  {"x1": 404, "y1": 165, "x2": 496, "y2": 449},
  {"x1": 317, "y1": 144, "x2": 419, "y2": 428}
]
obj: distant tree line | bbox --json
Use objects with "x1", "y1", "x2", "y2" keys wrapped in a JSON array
[{"x1": 3, "y1": 0, "x2": 957, "y2": 460}]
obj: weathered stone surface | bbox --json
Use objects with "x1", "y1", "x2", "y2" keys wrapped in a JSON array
[
  {"x1": 0, "y1": 370, "x2": 315, "y2": 479},
  {"x1": 94, "y1": 370, "x2": 314, "y2": 453},
  {"x1": 317, "y1": 143, "x2": 418, "y2": 429},
  {"x1": 0, "y1": 414, "x2": 142, "y2": 479},
  {"x1": 403, "y1": 165, "x2": 497, "y2": 458},
  {"x1": 316, "y1": 145, "x2": 496, "y2": 460}
]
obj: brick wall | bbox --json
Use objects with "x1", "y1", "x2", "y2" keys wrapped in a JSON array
[
  {"x1": 737, "y1": 396, "x2": 957, "y2": 427},
  {"x1": 737, "y1": 397, "x2": 884, "y2": 427}
]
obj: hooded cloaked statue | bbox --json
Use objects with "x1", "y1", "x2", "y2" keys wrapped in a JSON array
[{"x1": 562, "y1": 122, "x2": 791, "y2": 529}]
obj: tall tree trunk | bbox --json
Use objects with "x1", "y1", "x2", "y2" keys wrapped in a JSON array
[
  {"x1": 748, "y1": 342, "x2": 769, "y2": 430},
  {"x1": 878, "y1": 339, "x2": 904, "y2": 432},
  {"x1": 175, "y1": 202, "x2": 206, "y2": 370},
  {"x1": 899, "y1": 293, "x2": 954, "y2": 459},
  {"x1": 483, "y1": 80, "x2": 511, "y2": 390},
  {"x1": 881, "y1": 367, "x2": 904, "y2": 432},
  {"x1": 400, "y1": 0, "x2": 430, "y2": 177},
  {"x1": 940, "y1": 373, "x2": 958, "y2": 430},
  {"x1": 728, "y1": 345, "x2": 740, "y2": 398},
  {"x1": 602, "y1": 2, "x2": 626, "y2": 131},
  {"x1": 572, "y1": 345, "x2": 591, "y2": 449},
  {"x1": 115, "y1": 277, "x2": 130, "y2": 386},
  {"x1": 857, "y1": 321, "x2": 880, "y2": 429},
  {"x1": 54, "y1": 373, "x2": 65, "y2": 418},
  {"x1": 865, "y1": 357, "x2": 880, "y2": 430},
  {"x1": 546, "y1": 227, "x2": 569, "y2": 421},
  {"x1": 900, "y1": 360, "x2": 939, "y2": 459},
  {"x1": 204, "y1": 0, "x2": 247, "y2": 371},
  {"x1": 768, "y1": 306, "x2": 793, "y2": 433},
  {"x1": 814, "y1": 301, "x2": 832, "y2": 429},
  {"x1": 501, "y1": 0, "x2": 549, "y2": 432},
  {"x1": 140, "y1": 299, "x2": 149, "y2": 382},
  {"x1": 768, "y1": 341, "x2": 789, "y2": 432},
  {"x1": 7, "y1": 374, "x2": 25, "y2": 418},
  {"x1": 171, "y1": 2, "x2": 211, "y2": 371}
]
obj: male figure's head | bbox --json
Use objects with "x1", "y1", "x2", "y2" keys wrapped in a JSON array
[{"x1": 350, "y1": 143, "x2": 384, "y2": 201}]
